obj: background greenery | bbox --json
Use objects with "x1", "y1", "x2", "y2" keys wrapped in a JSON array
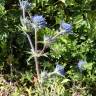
[{"x1": 0, "y1": 0, "x2": 96, "y2": 95}]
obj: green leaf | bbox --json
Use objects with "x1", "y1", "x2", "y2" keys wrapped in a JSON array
[
  {"x1": 73, "y1": 15, "x2": 86, "y2": 29},
  {"x1": 0, "y1": 4, "x2": 6, "y2": 17},
  {"x1": 61, "y1": 79, "x2": 70, "y2": 83},
  {"x1": 84, "y1": 63, "x2": 93, "y2": 70},
  {"x1": 0, "y1": 0, "x2": 5, "y2": 6}
]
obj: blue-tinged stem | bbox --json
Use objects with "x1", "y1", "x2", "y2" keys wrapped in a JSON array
[
  {"x1": 22, "y1": 7, "x2": 25, "y2": 20},
  {"x1": 22, "y1": 7, "x2": 34, "y2": 53},
  {"x1": 51, "y1": 31, "x2": 63, "y2": 41},
  {"x1": 25, "y1": 33, "x2": 34, "y2": 53},
  {"x1": 34, "y1": 28, "x2": 40, "y2": 81},
  {"x1": 48, "y1": 71, "x2": 56, "y2": 77}
]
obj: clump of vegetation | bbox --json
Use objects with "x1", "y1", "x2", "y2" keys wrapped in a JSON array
[{"x1": 0, "y1": 0, "x2": 96, "y2": 95}]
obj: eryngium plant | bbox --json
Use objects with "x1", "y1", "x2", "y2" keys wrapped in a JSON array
[{"x1": 19, "y1": 0, "x2": 72, "y2": 82}]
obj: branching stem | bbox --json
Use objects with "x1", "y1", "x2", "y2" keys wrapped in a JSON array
[
  {"x1": 34, "y1": 29, "x2": 40, "y2": 80},
  {"x1": 22, "y1": 6, "x2": 40, "y2": 81}
]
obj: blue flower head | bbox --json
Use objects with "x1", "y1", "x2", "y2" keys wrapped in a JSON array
[
  {"x1": 19, "y1": 0, "x2": 31, "y2": 10},
  {"x1": 78, "y1": 60, "x2": 87, "y2": 71},
  {"x1": 54, "y1": 64, "x2": 65, "y2": 77},
  {"x1": 60, "y1": 21, "x2": 72, "y2": 34},
  {"x1": 32, "y1": 15, "x2": 47, "y2": 29}
]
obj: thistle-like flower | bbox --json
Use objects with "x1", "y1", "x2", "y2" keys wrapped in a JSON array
[
  {"x1": 77, "y1": 60, "x2": 87, "y2": 71},
  {"x1": 40, "y1": 71, "x2": 48, "y2": 79},
  {"x1": 59, "y1": 21, "x2": 72, "y2": 34},
  {"x1": 20, "y1": 16, "x2": 30, "y2": 26},
  {"x1": 20, "y1": 16, "x2": 32, "y2": 32},
  {"x1": 19, "y1": 0, "x2": 31, "y2": 10},
  {"x1": 54, "y1": 64, "x2": 65, "y2": 77},
  {"x1": 43, "y1": 35, "x2": 52, "y2": 47},
  {"x1": 32, "y1": 15, "x2": 47, "y2": 29},
  {"x1": 40, "y1": 71, "x2": 48, "y2": 83}
]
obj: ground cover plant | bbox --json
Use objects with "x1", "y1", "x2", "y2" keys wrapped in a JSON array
[{"x1": 0, "y1": 0, "x2": 96, "y2": 96}]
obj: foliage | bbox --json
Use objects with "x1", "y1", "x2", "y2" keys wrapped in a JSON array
[{"x1": 0, "y1": 0, "x2": 96, "y2": 95}]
